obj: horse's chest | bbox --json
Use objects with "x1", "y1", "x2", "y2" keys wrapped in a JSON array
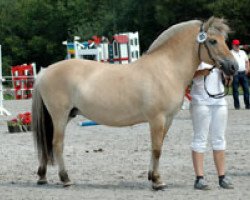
[{"x1": 160, "y1": 89, "x2": 184, "y2": 113}]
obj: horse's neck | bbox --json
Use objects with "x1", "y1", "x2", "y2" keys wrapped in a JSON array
[
  {"x1": 169, "y1": 39, "x2": 200, "y2": 87},
  {"x1": 143, "y1": 26, "x2": 200, "y2": 89}
]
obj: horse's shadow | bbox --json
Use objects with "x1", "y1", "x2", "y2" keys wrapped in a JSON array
[
  {"x1": 73, "y1": 181, "x2": 150, "y2": 191},
  {"x1": 226, "y1": 171, "x2": 250, "y2": 177},
  {"x1": 0, "y1": 180, "x2": 189, "y2": 191},
  {"x1": 0, "y1": 180, "x2": 150, "y2": 191}
]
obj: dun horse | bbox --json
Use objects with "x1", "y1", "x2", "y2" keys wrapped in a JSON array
[{"x1": 32, "y1": 17, "x2": 238, "y2": 190}]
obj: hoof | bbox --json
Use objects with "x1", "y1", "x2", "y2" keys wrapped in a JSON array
[
  {"x1": 37, "y1": 179, "x2": 48, "y2": 185},
  {"x1": 152, "y1": 182, "x2": 167, "y2": 191},
  {"x1": 63, "y1": 181, "x2": 73, "y2": 187}
]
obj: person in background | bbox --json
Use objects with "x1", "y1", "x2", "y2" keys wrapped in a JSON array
[
  {"x1": 231, "y1": 39, "x2": 250, "y2": 109},
  {"x1": 190, "y1": 62, "x2": 233, "y2": 190}
]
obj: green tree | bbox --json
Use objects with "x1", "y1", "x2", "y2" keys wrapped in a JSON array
[
  {"x1": 211, "y1": 0, "x2": 250, "y2": 43},
  {"x1": 0, "y1": 0, "x2": 249, "y2": 77},
  {"x1": 0, "y1": 0, "x2": 69, "y2": 73},
  {"x1": 155, "y1": 0, "x2": 212, "y2": 26}
]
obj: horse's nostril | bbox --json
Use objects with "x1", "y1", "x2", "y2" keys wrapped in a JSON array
[{"x1": 231, "y1": 65, "x2": 236, "y2": 72}]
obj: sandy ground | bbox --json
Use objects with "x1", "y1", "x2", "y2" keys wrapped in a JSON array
[{"x1": 0, "y1": 97, "x2": 249, "y2": 200}]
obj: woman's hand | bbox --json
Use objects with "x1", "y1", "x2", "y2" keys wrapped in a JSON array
[
  {"x1": 201, "y1": 69, "x2": 211, "y2": 76},
  {"x1": 193, "y1": 69, "x2": 211, "y2": 78}
]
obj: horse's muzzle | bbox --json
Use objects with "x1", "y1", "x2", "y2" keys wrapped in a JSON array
[{"x1": 219, "y1": 58, "x2": 239, "y2": 76}]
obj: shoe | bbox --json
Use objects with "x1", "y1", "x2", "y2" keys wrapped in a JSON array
[
  {"x1": 235, "y1": 107, "x2": 240, "y2": 110},
  {"x1": 194, "y1": 178, "x2": 211, "y2": 190},
  {"x1": 219, "y1": 176, "x2": 234, "y2": 189},
  {"x1": 245, "y1": 106, "x2": 250, "y2": 109}
]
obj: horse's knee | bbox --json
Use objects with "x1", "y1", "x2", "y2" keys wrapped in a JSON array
[{"x1": 153, "y1": 149, "x2": 161, "y2": 159}]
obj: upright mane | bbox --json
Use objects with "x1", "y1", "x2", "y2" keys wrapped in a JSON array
[
  {"x1": 203, "y1": 17, "x2": 230, "y2": 38},
  {"x1": 147, "y1": 17, "x2": 230, "y2": 54},
  {"x1": 147, "y1": 20, "x2": 200, "y2": 54}
]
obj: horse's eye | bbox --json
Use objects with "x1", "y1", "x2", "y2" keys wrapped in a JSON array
[{"x1": 209, "y1": 39, "x2": 217, "y2": 45}]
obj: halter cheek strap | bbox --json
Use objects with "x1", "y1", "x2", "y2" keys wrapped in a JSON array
[{"x1": 197, "y1": 23, "x2": 219, "y2": 67}]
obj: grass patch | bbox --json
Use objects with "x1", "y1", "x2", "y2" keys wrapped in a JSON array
[
  {"x1": 4, "y1": 93, "x2": 15, "y2": 100},
  {"x1": 228, "y1": 86, "x2": 244, "y2": 95}
]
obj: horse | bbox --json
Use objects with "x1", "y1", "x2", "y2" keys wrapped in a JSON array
[{"x1": 32, "y1": 16, "x2": 238, "y2": 190}]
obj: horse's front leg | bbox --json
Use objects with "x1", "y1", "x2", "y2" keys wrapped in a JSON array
[{"x1": 148, "y1": 116, "x2": 173, "y2": 190}]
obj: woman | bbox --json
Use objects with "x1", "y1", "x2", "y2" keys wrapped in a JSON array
[{"x1": 190, "y1": 62, "x2": 233, "y2": 190}]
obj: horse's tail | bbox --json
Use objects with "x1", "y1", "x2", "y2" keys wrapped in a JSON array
[{"x1": 32, "y1": 86, "x2": 54, "y2": 164}]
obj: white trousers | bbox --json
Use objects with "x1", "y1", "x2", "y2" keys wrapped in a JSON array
[{"x1": 190, "y1": 104, "x2": 228, "y2": 153}]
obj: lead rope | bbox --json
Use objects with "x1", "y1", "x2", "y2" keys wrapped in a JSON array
[{"x1": 203, "y1": 67, "x2": 229, "y2": 99}]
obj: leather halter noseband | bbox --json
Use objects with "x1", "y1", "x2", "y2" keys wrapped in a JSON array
[{"x1": 197, "y1": 23, "x2": 229, "y2": 99}]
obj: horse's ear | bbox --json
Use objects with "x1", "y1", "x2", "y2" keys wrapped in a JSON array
[
  {"x1": 203, "y1": 16, "x2": 215, "y2": 32},
  {"x1": 203, "y1": 16, "x2": 230, "y2": 37}
]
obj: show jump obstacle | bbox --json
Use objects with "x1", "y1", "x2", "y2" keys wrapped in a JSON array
[
  {"x1": 63, "y1": 32, "x2": 140, "y2": 64},
  {"x1": 11, "y1": 63, "x2": 36, "y2": 100},
  {"x1": 0, "y1": 45, "x2": 37, "y2": 116}
]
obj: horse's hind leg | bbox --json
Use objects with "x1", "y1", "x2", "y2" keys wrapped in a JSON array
[
  {"x1": 148, "y1": 116, "x2": 172, "y2": 190},
  {"x1": 52, "y1": 115, "x2": 72, "y2": 187},
  {"x1": 37, "y1": 156, "x2": 48, "y2": 185}
]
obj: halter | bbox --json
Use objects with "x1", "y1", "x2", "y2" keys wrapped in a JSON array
[
  {"x1": 197, "y1": 23, "x2": 228, "y2": 99},
  {"x1": 197, "y1": 23, "x2": 220, "y2": 67}
]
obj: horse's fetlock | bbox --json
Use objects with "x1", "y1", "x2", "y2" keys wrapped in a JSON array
[
  {"x1": 37, "y1": 166, "x2": 46, "y2": 178},
  {"x1": 59, "y1": 171, "x2": 70, "y2": 183},
  {"x1": 151, "y1": 172, "x2": 161, "y2": 183}
]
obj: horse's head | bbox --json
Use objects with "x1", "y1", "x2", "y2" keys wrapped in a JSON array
[{"x1": 197, "y1": 17, "x2": 238, "y2": 76}]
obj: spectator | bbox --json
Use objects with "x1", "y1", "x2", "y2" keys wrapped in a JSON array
[{"x1": 230, "y1": 39, "x2": 250, "y2": 109}]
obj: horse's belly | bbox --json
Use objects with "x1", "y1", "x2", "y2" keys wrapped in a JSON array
[{"x1": 77, "y1": 102, "x2": 145, "y2": 126}]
